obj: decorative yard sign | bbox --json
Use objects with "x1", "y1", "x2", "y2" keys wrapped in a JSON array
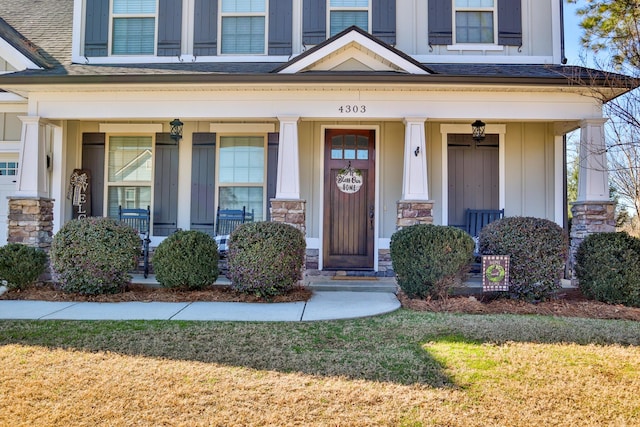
[
  {"x1": 482, "y1": 255, "x2": 510, "y2": 292},
  {"x1": 67, "y1": 169, "x2": 91, "y2": 219},
  {"x1": 336, "y1": 165, "x2": 363, "y2": 194}
]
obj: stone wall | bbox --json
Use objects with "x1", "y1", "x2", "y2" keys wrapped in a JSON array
[
  {"x1": 569, "y1": 201, "x2": 616, "y2": 274},
  {"x1": 396, "y1": 200, "x2": 434, "y2": 228},
  {"x1": 8, "y1": 197, "x2": 54, "y2": 250},
  {"x1": 270, "y1": 199, "x2": 306, "y2": 234}
]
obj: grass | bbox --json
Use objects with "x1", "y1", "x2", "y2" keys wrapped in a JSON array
[{"x1": 1, "y1": 310, "x2": 639, "y2": 426}]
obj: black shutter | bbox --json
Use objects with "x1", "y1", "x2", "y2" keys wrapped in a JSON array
[
  {"x1": 191, "y1": 133, "x2": 216, "y2": 236},
  {"x1": 267, "y1": 133, "x2": 279, "y2": 221},
  {"x1": 153, "y1": 134, "x2": 179, "y2": 235},
  {"x1": 269, "y1": 0, "x2": 293, "y2": 55},
  {"x1": 303, "y1": 0, "x2": 327, "y2": 45},
  {"x1": 158, "y1": 0, "x2": 183, "y2": 56},
  {"x1": 84, "y1": 0, "x2": 109, "y2": 56},
  {"x1": 81, "y1": 133, "x2": 105, "y2": 216},
  {"x1": 194, "y1": 0, "x2": 218, "y2": 56},
  {"x1": 428, "y1": 0, "x2": 452, "y2": 46},
  {"x1": 498, "y1": 0, "x2": 522, "y2": 46},
  {"x1": 372, "y1": 0, "x2": 396, "y2": 45}
]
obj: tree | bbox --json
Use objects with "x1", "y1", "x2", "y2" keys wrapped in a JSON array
[{"x1": 571, "y1": 0, "x2": 640, "y2": 69}]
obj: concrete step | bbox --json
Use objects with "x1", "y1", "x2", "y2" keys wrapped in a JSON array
[{"x1": 304, "y1": 277, "x2": 398, "y2": 293}]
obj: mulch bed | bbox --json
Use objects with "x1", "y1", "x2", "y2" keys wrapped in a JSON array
[
  {"x1": 0, "y1": 282, "x2": 313, "y2": 303},
  {"x1": 398, "y1": 288, "x2": 640, "y2": 322}
]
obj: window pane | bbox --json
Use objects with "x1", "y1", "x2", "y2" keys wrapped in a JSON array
[
  {"x1": 112, "y1": 18, "x2": 155, "y2": 54},
  {"x1": 221, "y1": 0, "x2": 265, "y2": 13},
  {"x1": 330, "y1": 11, "x2": 368, "y2": 36},
  {"x1": 107, "y1": 186, "x2": 151, "y2": 218},
  {"x1": 108, "y1": 136, "x2": 153, "y2": 182},
  {"x1": 219, "y1": 136, "x2": 264, "y2": 183},
  {"x1": 219, "y1": 187, "x2": 263, "y2": 221},
  {"x1": 113, "y1": 0, "x2": 156, "y2": 14},
  {"x1": 455, "y1": 0, "x2": 493, "y2": 7},
  {"x1": 330, "y1": 0, "x2": 369, "y2": 6},
  {"x1": 221, "y1": 17, "x2": 265, "y2": 54},
  {"x1": 456, "y1": 11, "x2": 493, "y2": 43}
]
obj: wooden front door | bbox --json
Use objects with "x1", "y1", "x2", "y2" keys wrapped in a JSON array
[{"x1": 323, "y1": 129, "x2": 375, "y2": 270}]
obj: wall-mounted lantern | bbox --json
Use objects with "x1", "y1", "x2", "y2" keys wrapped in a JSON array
[
  {"x1": 170, "y1": 118, "x2": 183, "y2": 141},
  {"x1": 471, "y1": 120, "x2": 486, "y2": 142}
]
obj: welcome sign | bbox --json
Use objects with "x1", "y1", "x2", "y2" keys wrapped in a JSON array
[{"x1": 336, "y1": 167, "x2": 363, "y2": 194}]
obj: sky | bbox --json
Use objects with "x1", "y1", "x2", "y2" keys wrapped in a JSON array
[{"x1": 563, "y1": 0, "x2": 585, "y2": 65}]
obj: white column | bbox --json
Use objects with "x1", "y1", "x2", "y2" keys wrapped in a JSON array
[
  {"x1": 275, "y1": 116, "x2": 301, "y2": 199},
  {"x1": 402, "y1": 117, "x2": 429, "y2": 200},
  {"x1": 577, "y1": 118, "x2": 609, "y2": 202},
  {"x1": 16, "y1": 116, "x2": 48, "y2": 198}
]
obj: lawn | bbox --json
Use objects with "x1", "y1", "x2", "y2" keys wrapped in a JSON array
[{"x1": 1, "y1": 310, "x2": 639, "y2": 426}]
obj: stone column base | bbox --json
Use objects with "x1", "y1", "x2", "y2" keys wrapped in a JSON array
[
  {"x1": 8, "y1": 197, "x2": 54, "y2": 249},
  {"x1": 397, "y1": 200, "x2": 434, "y2": 229},
  {"x1": 8, "y1": 197, "x2": 55, "y2": 282},
  {"x1": 270, "y1": 199, "x2": 306, "y2": 235},
  {"x1": 569, "y1": 201, "x2": 616, "y2": 274}
]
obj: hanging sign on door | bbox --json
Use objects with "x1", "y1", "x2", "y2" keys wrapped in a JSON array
[{"x1": 336, "y1": 165, "x2": 363, "y2": 194}]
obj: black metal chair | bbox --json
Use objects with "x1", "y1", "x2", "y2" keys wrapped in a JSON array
[
  {"x1": 215, "y1": 206, "x2": 246, "y2": 236},
  {"x1": 465, "y1": 209, "x2": 505, "y2": 238},
  {"x1": 119, "y1": 205, "x2": 151, "y2": 278}
]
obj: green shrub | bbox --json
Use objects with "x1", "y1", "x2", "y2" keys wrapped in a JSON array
[
  {"x1": 390, "y1": 224, "x2": 475, "y2": 299},
  {"x1": 153, "y1": 230, "x2": 219, "y2": 290},
  {"x1": 227, "y1": 222, "x2": 306, "y2": 298},
  {"x1": 50, "y1": 217, "x2": 140, "y2": 295},
  {"x1": 0, "y1": 243, "x2": 48, "y2": 290},
  {"x1": 479, "y1": 216, "x2": 568, "y2": 302},
  {"x1": 575, "y1": 232, "x2": 640, "y2": 307}
]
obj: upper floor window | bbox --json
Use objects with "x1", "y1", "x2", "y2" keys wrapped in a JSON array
[
  {"x1": 454, "y1": 0, "x2": 495, "y2": 44},
  {"x1": 220, "y1": 0, "x2": 267, "y2": 54},
  {"x1": 329, "y1": 0, "x2": 370, "y2": 37},
  {"x1": 111, "y1": 0, "x2": 157, "y2": 55}
]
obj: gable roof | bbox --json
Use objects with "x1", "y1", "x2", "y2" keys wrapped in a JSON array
[
  {"x1": 0, "y1": 17, "x2": 46, "y2": 69},
  {"x1": 274, "y1": 26, "x2": 432, "y2": 75}
]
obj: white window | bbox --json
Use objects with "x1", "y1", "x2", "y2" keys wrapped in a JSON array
[
  {"x1": 111, "y1": 0, "x2": 157, "y2": 55},
  {"x1": 106, "y1": 135, "x2": 153, "y2": 216},
  {"x1": 454, "y1": 0, "x2": 495, "y2": 44},
  {"x1": 220, "y1": 0, "x2": 267, "y2": 55},
  {"x1": 329, "y1": 0, "x2": 370, "y2": 37},
  {"x1": 218, "y1": 136, "x2": 265, "y2": 221}
]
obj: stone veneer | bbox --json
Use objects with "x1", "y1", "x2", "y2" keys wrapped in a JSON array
[
  {"x1": 569, "y1": 201, "x2": 616, "y2": 275},
  {"x1": 270, "y1": 199, "x2": 306, "y2": 234},
  {"x1": 396, "y1": 200, "x2": 434, "y2": 228},
  {"x1": 8, "y1": 197, "x2": 54, "y2": 249}
]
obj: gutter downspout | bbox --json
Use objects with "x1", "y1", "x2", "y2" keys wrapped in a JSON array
[{"x1": 560, "y1": 0, "x2": 568, "y2": 64}]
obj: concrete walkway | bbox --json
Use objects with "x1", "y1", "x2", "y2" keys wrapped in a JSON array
[{"x1": 0, "y1": 291, "x2": 401, "y2": 322}]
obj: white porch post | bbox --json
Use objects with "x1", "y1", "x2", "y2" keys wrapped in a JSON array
[
  {"x1": 275, "y1": 116, "x2": 300, "y2": 200},
  {"x1": 270, "y1": 116, "x2": 306, "y2": 236},
  {"x1": 577, "y1": 118, "x2": 609, "y2": 202},
  {"x1": 402, "y1": 117, "x2": 429, "y2": 200},
  {"x1": 397, "y1": 117, "x2": 433, "y2": 228},
  {"x1": 16, "y1": 116, "x2": 48, "y2": 198},
  {"x1": 570, "y1": 118, "x2": 615, "y2": 277}
]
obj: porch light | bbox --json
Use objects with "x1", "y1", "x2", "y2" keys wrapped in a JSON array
[
  {"x1": 170, "y1": 118, "x2": 183, "y2": 141},
  {"x1": 471, "y1": 120, "x2": 486, "y2": 142}
]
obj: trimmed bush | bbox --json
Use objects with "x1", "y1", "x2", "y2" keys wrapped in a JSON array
[
  {"x1": 479, "y1": 216, "x2": 568, "y2": 302},
  {"x1": 153, "y1": 230, "x2": 219, "y2": 290},
  {"x1": 227, "y1": 221, "x2": 306, "y2": 298},
  {"x1": 50, "y1": 217, "x2": 140, "y2": 295},
  {"x1": 0, "y1": 243, "x2": 48, "y2": 290},
  {"x1": 575, "y1": 232, "x2": 640, "y2": 307},
  {"x1": 390, "y1": 224, "x2": 475, "y2": 299}
]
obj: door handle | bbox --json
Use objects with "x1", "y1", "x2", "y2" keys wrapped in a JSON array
[{"x1": 369, "y1": 205, "x2": 374, "y2": 230}]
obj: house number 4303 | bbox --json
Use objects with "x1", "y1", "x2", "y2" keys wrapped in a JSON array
[{"x1": 338, "y1": 105, "x2": 367, "y2": 113}]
